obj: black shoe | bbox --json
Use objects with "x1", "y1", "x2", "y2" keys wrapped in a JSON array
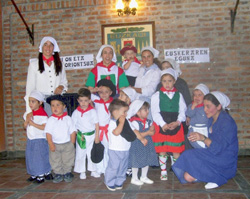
[
  {"x1": 35, "y1": 177, "x2": 45, "y2": 184},
  {"x1": 27, "y1": 176, "x2": 37, "y2": 182},
  {"x1": 45, "y1": 173, "x2": 54, "y2": 180}
]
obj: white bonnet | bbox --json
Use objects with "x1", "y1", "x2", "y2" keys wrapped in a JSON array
[
  {"x1": 161, "y1": 68, "x2": 178, "y2": 81},
  {"x1": 126, "y1": 99, "x2": 145, "y2": 119},
  {"x1": 194, "y1": 83, "x2": 209, "y2": 95},
  {"x1": 141, "y1": 46, "x2": 159, "y2": 58},
  {"x1": 210, "y1": 91, "x2": 230, "y2": 110},
  {"x1": 164, "y1": 58, "x2": 182, "y2": 77},
  {"x1": 121, "y1": 87, "x2": 137, "y2": 102},
  {"x1": 39, "y1": 36, "x2": 60, "y2": 53},
  {"x1": 96, "y1": 44, "x2": 117, "y2": 63},
  {"x1": 29, "y1": 90, "x2": 45, "y2": 102}
]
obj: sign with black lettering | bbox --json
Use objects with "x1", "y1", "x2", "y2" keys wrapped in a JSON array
[
  {"x1": 61, "y1": 54, "x2": 94, "y2": 70},
  {"x1": 164, "y1": 48, "x2": 210, "y2": 63}
]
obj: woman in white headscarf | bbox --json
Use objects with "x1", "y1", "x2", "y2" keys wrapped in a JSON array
[
  {"x1": 173, "y1": 91, "x2": 238, "y2": 190},
  {"x1": 24, "y1": 36, "x2": 68, "y2": 116},
  {"x1": 132, "y1": 46, "x2": 161, "y2": 102},
  {"x1": 85, "y1": 44, "x2": 129, "y2": 94}
]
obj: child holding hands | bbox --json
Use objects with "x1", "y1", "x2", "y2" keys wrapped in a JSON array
[
  {"x1": 72, "y1": 88, "x2": 100, "y2": 179},
  {"x1": 45, "y1": 95, "x2": 76, "y2": 183},
  {"x1": 120, "y1": 44, "x2": 141, "y2": 86},
  {"x1": 24, "y1": 90, "x2": 52, "y2": 183},
  {"x1": 151, "y1": 68, "x2": 187, "y2": 180},
  {"x1": 127, "y1": 100, "x2": 159, "y2": 186},
  {"x1": 186, "y1": 83, "x2": 209, "y2": 148}
]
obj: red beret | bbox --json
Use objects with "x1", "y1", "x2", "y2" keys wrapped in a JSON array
[{"x1": 120, "y1": 44, "x2": 137, "y2": 56}]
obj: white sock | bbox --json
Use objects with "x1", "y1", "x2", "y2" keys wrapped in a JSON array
[
  {"x1": 132, "y1": 168, "x2": 139, "y2": 180},
  {"x1": 141, "y1": 166, "x2": 149, "y2": 178}
]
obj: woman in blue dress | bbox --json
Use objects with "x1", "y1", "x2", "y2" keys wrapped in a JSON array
[{"x1": 172, "y1": 91, "x2": 238, "y2": 189}]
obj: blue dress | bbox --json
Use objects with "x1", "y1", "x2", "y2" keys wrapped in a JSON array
[
  {"x1": 172, "y1": 111, "x2": 238, "y2": 186},
  {"x1": 128, "y1": 119, "x2": 159, "y2": 168}
]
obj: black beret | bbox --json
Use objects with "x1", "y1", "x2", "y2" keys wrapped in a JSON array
[
  {"x1": 91, "y1": 142, "x2": 104, "y2": 163},
  {"x1": 97, "y1": 79, "x2": 116, "y2": 97},
  {"x1": 46, "y1": 94, "x2": 65, "y2": 105},
  {"x1": 116, "y1": 119, "x2": 136, "y2": 142}
]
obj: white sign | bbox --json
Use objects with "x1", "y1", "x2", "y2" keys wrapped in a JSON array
[
  {"x1": 164, "y1": 48, "x2": 210, "y2": 63},
  {"x1": 61, "y1": 54, "x2": 94, "y2": 70}
]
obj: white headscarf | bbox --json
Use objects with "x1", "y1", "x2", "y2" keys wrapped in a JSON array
[
  {"x1": 141, "y1": 46, "x2": 159, "y2": 58},
  {"x1": 194, "y1": 83, "x2": 209, "y2": 95},
  {"x1": 29, "y1": 90, "x2": 45, "y2": 102},
  {"x1": 121, "y1": 87, "x2": 137, "y2": 102},
  {"x1": 126, "y1": 99, "x2": 144, "y2": 119},
  {"x1": 161, "y1": 68, "x2": 178, "y2": 81},
  {"x1": 211, "y1": 91, "x2": 230, "y2": 110},
  {"x1": 39, "y1": 36, "x2": 60, "y2": 53},
  {"x1": 164, "y1": 58, "x2": 182, "y2": 77},
  {"x1": 95, "y1": 44, "x2": 117, "y2": 63}
]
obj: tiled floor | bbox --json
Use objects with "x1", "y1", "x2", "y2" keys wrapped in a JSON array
[{"x1": 0, "y1": 157, "x2": 249, "y2": 199}]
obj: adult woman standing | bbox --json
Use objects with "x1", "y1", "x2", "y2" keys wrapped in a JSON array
[
  {"x1": 24, "y1": 37, "x2": 68, "y2": 116},
  {"x1": 85, "y1": 45, "x2": 129, "y2": 94},
  {"x1": 172, "y1": 91, "x2": 238, "y2": 189},
  {"x1": 132, "y1": 46, "x2": 161, "y2": 102}
]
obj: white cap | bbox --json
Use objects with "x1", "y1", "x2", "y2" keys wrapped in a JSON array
[
  {"x1": 211, "y1": 91, "x2": 230, "y2": 110},
  {"x1": 126, "y1": 99, "x2": 145, "y2": 119},
  {"x1": 29, "y1": 90, "x2": 45, "y2": 102},
  {"x1": 39, "y1": 36, "x2": 60, "y2": 53},
  {"x1": 164, "y1": 58, "x2": 182, "y2": 77},
  {"x1": 96, "y1": 44, "x2": 117, "y2": 63},
  {"x1": 194, "y1": 83, "x2": 209, "y2": 95},
  {"x1": 121, "y1": 87, "x2": 137, "y2": 102},
  {"x1": 161, "y1": 68, "x2": 178, "y2": 81},
  {"x1": 141, "y1": 46, "x2": 159, "y2": 58}
]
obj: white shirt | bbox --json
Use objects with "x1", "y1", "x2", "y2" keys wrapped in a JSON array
[
  {"x1": 151, "y1": 91, "x2": 187, "y2": 127},
  {"x1": 91, "y1": 94, "x2": 111, "y2": 126},
  {"x1": 26, "y1": 115, "x2": 48, "y2": 140},
  {"x1": 45, "y1": 115, "x2": 75, "y2": 144},
  {"x1": 108, "y1": 119, "x2": 131, "y2": 151},
  {"x1": 122, "y1": 61, "x2": 140, "y2": 77},
  {"x1": 24, "y1": 59, "x2": 68, "y2": 114},
  {"x1": 71, "y1": 108, "x2": 99, "y2": 133},
  {"x1": 134, "y1": 64, "x2": 161, "y2": 98}
]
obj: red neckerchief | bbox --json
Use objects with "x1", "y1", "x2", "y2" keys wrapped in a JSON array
[
  {"x1": 125, "y1": 57, "x2": 141, "y2": 65},
  {"x1": 96, "y1": 61, "x2": 116, "y2": 72},
  {"x1": 43, "y1": 55, "x2": 54, "y2": 66},
  {"x1": 32, "y1": 107, "x2": 48, "y2": 117},
  {"x1": 94, "y1": 97, "x2": 113, "y2": 113},
  {"x1": 192, "y1": 102, "x2": 204, "y2": 108},
  {"x1": 160, "y1": 87, "x2": 177, "y2": 93},
  {"x1": 130, "y1": 116, "x2": 147, "y2": 130},
  {"x1": 77, "y1": 105, "x2": 93, "y2": 117},
  {"x1": 51, "y1": 112, "x2": 68, "y2": 120},
  {"x1": 99, "y1": 124, "x2": 109, "y2": 141}
]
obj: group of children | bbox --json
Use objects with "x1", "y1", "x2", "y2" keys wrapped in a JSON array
[{"x1": 24, "y1": 44, "x2": 210, "y2": 191}]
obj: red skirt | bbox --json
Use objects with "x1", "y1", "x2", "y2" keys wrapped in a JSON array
[{"x1": 152, "y1": 124, "x2": 185, "y2": 153}]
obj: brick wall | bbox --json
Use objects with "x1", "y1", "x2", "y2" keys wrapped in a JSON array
[{"x1": 2, "y1": 0, "x2": 250, "y2": 154}]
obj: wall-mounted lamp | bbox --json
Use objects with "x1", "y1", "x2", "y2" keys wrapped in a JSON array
[{"x1": 116, "y1": 0, "x2": 138, "y2": 16}]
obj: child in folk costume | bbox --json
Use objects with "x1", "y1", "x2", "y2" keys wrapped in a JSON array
[
  {"x1": 72, "y1": 88, "x2": 100, "y2": 179},
  {"x1": 105, "y1": 99, "x2": 136, "y2": 191},
  {"x1": 120, "y1": 44, "x2": 141, "y2": 86},
  {"x1": 127, "y1": 100, "x2": 159, "y2": 186},
  {"x1": 91, "y1": 79, "x2": 116, "y2": 175},
  {"x1": 118, "y1": 87, "x2": 148, "y2": 177},
  {"x1": 24, "y1": 90, "x2": 52, "y2": 184},
  {"x1": 86, "y1": 44, "x2": 129, "y2": 94},
  {"x1": 151, "y1": 68, "x2": 187, "y2": 181},
  {"x1": 45, "y1": 95, "x2": 76, "y2": 183},
  {"x1": 186, "y1": 83, "x2": 209, "y2": 148}
]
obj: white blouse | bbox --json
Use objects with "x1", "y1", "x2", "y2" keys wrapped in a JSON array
[
  {"x1": 134, "y1": 64, "x2": 161, "y2": 98},
  {"x1": 24, "y1": 59, "x2": 68, "y2": 114}
]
